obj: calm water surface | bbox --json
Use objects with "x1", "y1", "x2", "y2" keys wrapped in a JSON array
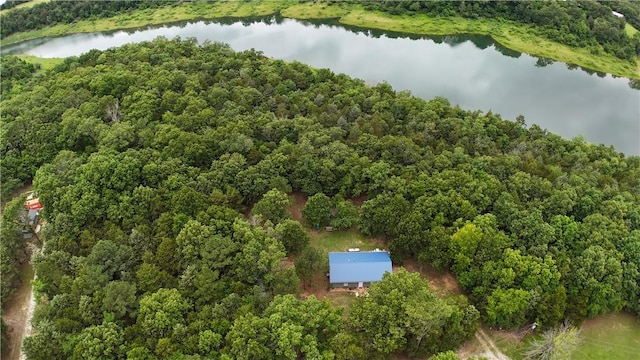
[{"x1": 3, "y1": 17, "x2": 639, "y2": 155}]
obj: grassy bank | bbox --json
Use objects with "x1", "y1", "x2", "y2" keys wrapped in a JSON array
[
  {"x1": 2, "y1": 1, "x2": 638, "y2": 79},
  {"x1": 338, "y1": 7, "x2": 639, "y2": 79}
]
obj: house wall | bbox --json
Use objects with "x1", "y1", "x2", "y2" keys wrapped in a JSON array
[{"x1": 330, "y1": 281, "x2": 373, "y2": 288}]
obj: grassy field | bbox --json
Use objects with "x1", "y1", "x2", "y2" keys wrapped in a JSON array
[
  {"x1": 575, "y1": 313, "x2": 640, "y2": 360},
  {"x1": 489, "y1": 312, "x2": 640, "y2": 360},
  {"x1": 14, "y1": 54, "x2": 63, "y2": 71},
  {"x1": 625, "y1": 23, "x2": 639, "y2": 37},
  {"x1": 309, "y1": 228, "x2": 384, "y2": 254},
  {"x1": 0, "y1": 0, "x2": 48, "y2": 14},
  {"x1": 0, "y1": 1, "x2": 291, "y2": 45},
  {"x1": 1, "y1": 1, "x2": 638, "y2": 79}
]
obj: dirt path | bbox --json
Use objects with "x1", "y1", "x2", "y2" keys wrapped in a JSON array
[
  {"x1": 1, "y1": 260, "x2": 35, "y2": 360},
  {"x1": 473, "y1": 328, "x2": 511, "y2": 360},
  {"x1": 1, "y1": 182, "x2": 40, "y2": 360}
]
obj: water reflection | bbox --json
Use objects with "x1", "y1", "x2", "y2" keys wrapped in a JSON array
[{"x1": 2, "y1": 16, "x2": 638, "y2": 155}]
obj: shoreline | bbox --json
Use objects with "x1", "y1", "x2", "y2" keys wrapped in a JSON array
[{"x1": 1, "y1": 2, "x2": 639, "y2": 79}]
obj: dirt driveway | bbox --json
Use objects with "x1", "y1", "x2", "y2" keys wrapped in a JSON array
[{"x1": 1, "y1": 260, "x2": 34, "y2": 360}]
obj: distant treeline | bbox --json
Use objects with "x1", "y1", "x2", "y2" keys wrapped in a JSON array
[
  {"x1": 0, "y1": 0, "x2": 30, "y2": 11},
  {"x1": 361, "y1": 0, "x2": 640, "y2": 61},
  {"x1": 0, "y1": 0, "x2": 175, "y2": 39}
]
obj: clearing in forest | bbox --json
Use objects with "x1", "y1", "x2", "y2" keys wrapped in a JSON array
[
  {"x1": 287, "y1": 192, "x2": 515, "y2": 360},
  {"x1": 575, "y1": 313, "x2": 640, "y2": 360}
]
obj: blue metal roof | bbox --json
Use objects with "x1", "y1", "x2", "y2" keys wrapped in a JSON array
[{"x1": 328, "y1": 251, "x2": 392, "y2": 284}]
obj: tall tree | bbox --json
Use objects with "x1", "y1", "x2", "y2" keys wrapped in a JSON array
[
  {"x1": 302, "y1": 193, "x2": 333, "y2": 228},
  {"x1": 252, "y1": 188, "x2": 290, "y2": 224}
]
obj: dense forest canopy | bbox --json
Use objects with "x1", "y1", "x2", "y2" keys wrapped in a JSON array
[
  {"x1": 1, "y1": 37, "x2": 639, "y2": 359},
  {"x1": 363, "y1": 0, "x2": 640, "y2": 62}
]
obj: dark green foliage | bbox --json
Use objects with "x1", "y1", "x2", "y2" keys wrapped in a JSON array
[
  {"x1": 3, "y1": 38, "x2": 638, "y2": 359},
  {"x1": 275, "y1": 219, "x2": 310, "y2": 255},
  {"x1": 0, "y1": 194, "x2": 29, "y2": 305},
  {"x1": 0, "y1": 56, "x2": 39, "y2": 103},
  {"x1": 331, "y1": 198, "x2": 359, "y2": 230},
  {"x1": 1, "y1": 317, "x2": 9, "y2": 357},
  {"x1": 301, "y1": 192, "x2": 333, "y2": 228},
  {"x1": 251, "y1": 188, "x2": 290, "y2": 224},
  {"x1": 349, "y1": 269, "x2": 479, "y2": 358},
  {"x1": 294, "y1": 246, "x2": 325, "y2": 290},
  {"x1": 0, "y1": 0, "x2": 30, "y2": 11}
]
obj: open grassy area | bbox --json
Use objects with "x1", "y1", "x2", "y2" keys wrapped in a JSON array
[
  {"x1": 0, "y1": 0, "x2": 49, "y2": 15},
  {"x1": 625, "y1": 23, "x2": 639, "y2": 37},
  {"x1": 280, "y1": 2, "x2": 348, "y2": 19},
  {"x1": 575, "y1": 313, "x2": 640, "y2": 360},
  {"x1": 309, "y1": 228, "x2": 384, "y2": 254},
  {"x1": 14, "y1": 54, "x2": 63, "y2": 71},
  {"x1": 1, "y1": 1, "x2": 638, "y2": 79},
  {"x1": 486, "y1": 313, "x2": 640, "y2": 360},
  {"x1": 1, "y1": 1, "x2": 291, "y2": 45}
]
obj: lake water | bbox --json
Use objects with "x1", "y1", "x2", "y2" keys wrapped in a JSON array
[{"x1": 3, "y1": 17, "x2": 639, "y2": 155}]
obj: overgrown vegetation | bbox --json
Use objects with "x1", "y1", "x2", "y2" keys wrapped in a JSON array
[{"x1": 1, "y1": 37, "x2": 638, "y2": 359}]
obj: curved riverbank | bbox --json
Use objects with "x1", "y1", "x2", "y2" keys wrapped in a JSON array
[{"x1": 2, "y1": 1, "x2": 639, "y2": 79}]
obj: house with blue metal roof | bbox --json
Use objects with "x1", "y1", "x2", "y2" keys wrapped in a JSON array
[{"x1": 328, "y1": 251, "x2": 392, "y2": 288}]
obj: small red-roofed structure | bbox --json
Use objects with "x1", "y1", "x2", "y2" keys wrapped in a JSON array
[{"x1": 25, "y1": 198, "x2": 43, "y2": 210}]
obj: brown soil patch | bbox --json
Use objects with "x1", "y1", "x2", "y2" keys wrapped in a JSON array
[
  {"x1": 457, "y1": 335, "x2": 484, "y2": 359},
  {"x1": 396, "y1": 258, "x2": 463, "y2": 296},
  {"x1": 287, "y1": 191, "x2": 307, "y2": 222},
  {"x1": 300, "y1": 268, "x2": 330, "y2": 299},
  {"x1": 350, "y1": 194, "x2": 368, "y2": 206},
  {"x1": 1, "y1": 260, "x2": 34, "y2": 360}
]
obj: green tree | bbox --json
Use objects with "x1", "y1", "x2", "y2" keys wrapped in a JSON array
[
  {"x1": 349, "y1": 269, "x2": 477, "y2": 357},
  {"x1": 72, "y1": 321, "x2": 126, "y2": 360},
  {"x1": 137, "y1": 288, "x2": 190, "y2": 342},
  {"x1": 430, "y1": 351, "x2": 460, "y2": 360},
  {"x1": 252, "y1": 188, "x2": 290, "y2": 224},
  {"x1": 294, "y1": 246, "x2": 324, "y2": 290},
  {"x1": 302, "y1": 193, "x2": 333, "y2": 228},
  {"x1": 485, "y1": 288, "x2": 531, "y2": 329},
  {"x1": 275, "y1": 219, "x2": 310, "y2": 255},
  {"x1": 0, "y1": 194, "x2": 29, "y2": 305},
  {"x1": 331, "y1": 199, "x2": 359, "y2": 230},
  {"x1": 22, "y1": 321, "x2": 69, "y2": 360},
  {"x1": 101, "y1": 281, "x2": 137, "y2": 320}
]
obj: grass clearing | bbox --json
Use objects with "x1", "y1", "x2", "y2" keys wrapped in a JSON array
[
  {"x1": 323, "y1": 291, "x2": 356, "y2": 311},
  {"x1": 14, "y1": 54, "x2": 63, "y2": 71},
  {"x1": 483, "y1": 313, "x2": 640, "y2": 360},
  {"x1": 625, "y1": 23, "x2": 639, "y2": 37},
  {"x1": 309, "y1": 228, "x2": 384, "y2": 254},
  {"x1": 576, "y1": 313, "x2": 640, "y2": 360},
  {"x1": 280, "y1": 3, "x2": 348, "y2": 19},
  {"x1": 0, "y1": 0, "x2": 49, "y2": 14},
  {"x1": 2, "y1": 1, "x2": 638, "y2": 78}
]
